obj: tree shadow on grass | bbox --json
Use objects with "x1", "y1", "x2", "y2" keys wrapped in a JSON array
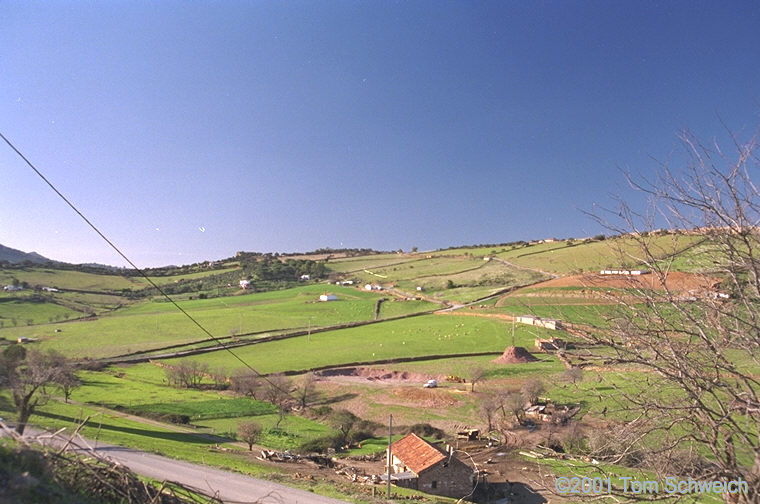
[
  {"x1": 314, "y1": 393, "x2": 358, "y2": 406},
  {"x1": 34, "y1": 410, "x2": 234, "y2": 445},
  {"x1": 79, "y1": 378, "x2": 123, "y2": 386}
]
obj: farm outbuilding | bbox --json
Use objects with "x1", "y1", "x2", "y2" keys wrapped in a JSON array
[
  {"x1": 517, "y1": 315, "x2": 562, "y2": 330},
  {"x1": 386, "y1": 433, "x2": 475, "y2": 499},
  {"x1": 599, "y1": 269, "x2": 648, "y2": 276},
  {"x1": 319, "y1": 293, "x2": 338, "y2": 302},
  {"x1": 517, "y1": 315, "x2": 537, "y2": 325}
]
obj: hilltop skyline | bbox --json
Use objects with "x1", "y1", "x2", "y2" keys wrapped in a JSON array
[{"x1": 3, "y1": 1, "x2": 760, "y2": 267}]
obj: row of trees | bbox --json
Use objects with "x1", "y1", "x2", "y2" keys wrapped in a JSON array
[
  {"x1": 163, "y1": 363, "x2": 381, "y2": 453},
  {"x1": 164, "y1": 361, "x2": 320, "y2": 428}
]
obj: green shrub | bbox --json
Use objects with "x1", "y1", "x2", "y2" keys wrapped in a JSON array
[
  {"x1": 406, "y1": 423, "x2": 444, "y2": 439},
  {"x1": 297, "y1": 434, "x2": 344, "y2": 454}
]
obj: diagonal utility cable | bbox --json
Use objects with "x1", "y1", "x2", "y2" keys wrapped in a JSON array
[{"x1": 0, "y1": 131, "x2": 265, "y2": 377}]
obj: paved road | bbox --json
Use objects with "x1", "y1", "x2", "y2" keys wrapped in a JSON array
[
  {"x1": 4, "y1": 425, "x2": 348, "y2": 504},
  {"x1": 80, "y1": 443, "x2": 346, "y2": 504}
]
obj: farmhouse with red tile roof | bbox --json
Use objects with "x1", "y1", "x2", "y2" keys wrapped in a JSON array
[{"x1": 386, "y1": 433, "x2": 475, "y2": 498}]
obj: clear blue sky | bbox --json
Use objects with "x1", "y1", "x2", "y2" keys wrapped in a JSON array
[{"x1": 2, "y1": 1, "x2": 759, "y2": 267}]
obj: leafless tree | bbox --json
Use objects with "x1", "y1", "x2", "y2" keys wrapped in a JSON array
[
  {"x1": 580, "y1": 127, "x2": 760, "y2": 502},
  {"x1": 57, "y1": 365, "x2": 82, "y2": 403},
  {"x1": 468, "y1": 366, "x2": 486, "y2": 392},
  {"x1": 560, "y1": 367, "x2": 583, "y2": 387},
  {"x1": 210, "y1": 367, "x2": 228, "y2": 390},
  {"x1": 237, "y1": 421, "x2": 263, "y2": 451},
  {"x1": 502, "y1": 391, "x2": 525, "y2": 424},
  {"x1": 520, "y1": 379, "x2": 544, "y2": 406},
  {"x1": 479, "y1": 393, "x2": 500, "y2": 433},
  {"x1": 165, "y1": 360, "x2": 208, "y2": 389},
  {"x1": 0, "y1": 346, "x2": 78, "y2": 434},
  {"x1": 263, "y1": 374, "x2": 291, "y2": 428},
  {"x1": 293, "y1": 372, "x2": 319, "y2": 411},
  {"x1": 229, "y1": 370, "x2": 261, "y2": 399}
]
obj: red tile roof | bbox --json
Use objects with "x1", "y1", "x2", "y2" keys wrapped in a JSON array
[{"x1": 390, "y1": 433, "x2": 446, "y2": 474}]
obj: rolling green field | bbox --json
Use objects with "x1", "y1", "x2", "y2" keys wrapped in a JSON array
[
  {"x1": 165, "y1": 314, "x2": 551, "y2": 374},
  {"x1": 495, "y1": 234, "x2": 705, "y2": 274},
  {"x1": 488, "y1": 291, "x2": 624, "y2": 327},
  {"x1": 0, "y1": 267, "x2": 146, "y2": 291},
  {"x1": 326, "y1": 253, "x2": 549, "y2": 305},
  {"x1": 323, "y1": 253, "x2": 417, "y2": 273},
  {"x1": 418, "y1": 234, "x2": 706, "y2": 275},
  {"x1": 1, "y1": 284, "x2": 423, "y2": 358},
  {"x1": 0, "y1": 298, "x2": 77, "y2": 326},
  {"x1": 1, "y1": 235, "x2": 745, "y2": 504}
]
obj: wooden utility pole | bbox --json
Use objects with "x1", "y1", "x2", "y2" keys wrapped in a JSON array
[
  {"x1": 387, "y1": 414, "x2": 393, "y2": 499},
  {"x1": 511, "y1": 317, "x2": 515, "y2": 347}
]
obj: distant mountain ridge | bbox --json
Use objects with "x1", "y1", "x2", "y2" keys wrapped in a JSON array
[{"x1": 0, "y1": 243, "x2": 51, "y2": 264}]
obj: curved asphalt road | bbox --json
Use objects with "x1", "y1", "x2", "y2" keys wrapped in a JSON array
[
  {"x1": 84, "y1": 444, "x2": 346, "y2": 504},
  {"x1": 4, "y1": 425, "x2": 348, "y2": 504}
]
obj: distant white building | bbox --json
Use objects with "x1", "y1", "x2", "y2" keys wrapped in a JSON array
[
  {"x1": 517, "y1": 315, "x2": 562, "y2": 330},
  {"x1": 239, "y1": 279, "x2": 251, "y2": 289},
  {"x1": 3, "y1": 285, "x2": 23, "y2": 292},
  {"x1": 42, "y1": 286, "x2": 59, "y2": 292},
  {"x1": 300, "y1": 274, "x2": 311, "y2": 281},
  {"x1": 319, "y1": 293, "x2": 338, "y2": 302},
  {"x1": 599, "y1": 269, "x2": 648, "y2": 276},
  {"x1": 416, "y1": 286, "x2": 424, "y2": 291},
  {"x1": 365, "y1": 284, "x2": 373, "y2": 291}
]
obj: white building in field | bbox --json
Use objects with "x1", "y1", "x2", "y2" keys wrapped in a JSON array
[
  {"x1": 599, "y1": 269, "x2": 648, "y2": 276},
  {"x1": 517, "y1": 315, "x2": 562, "y2": 330},
  {"x1": 319, "y1": 293, "x2": 338, "y2": 302}
]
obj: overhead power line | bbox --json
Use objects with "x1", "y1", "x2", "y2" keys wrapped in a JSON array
[{"x1": 0, "y1": 131, "x2": 265, "y2": 378}]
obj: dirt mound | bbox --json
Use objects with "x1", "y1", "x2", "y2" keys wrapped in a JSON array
[{"x1": 492, "y1": 346, "x2": 538, "y2": 364}]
